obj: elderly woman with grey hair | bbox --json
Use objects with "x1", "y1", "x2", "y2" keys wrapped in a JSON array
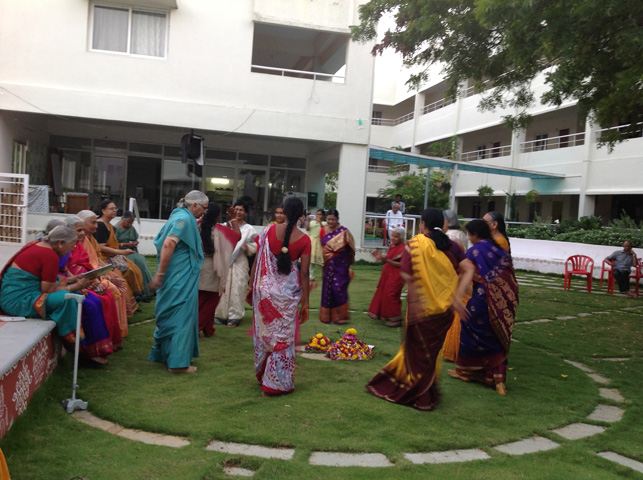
[
  {"x1": 115, "y1": 210, "x2": 154, "y2": 299},
  {"x1": 148, "y1": 190, "x2": 208, "y2": 373},
  {"x1": 0, "y1": 226, "x2": 95, "y2": 352},
  {"x1": 443, "y1": 210, "x2": 467, "y2": 250},
  {"x1": 368, "y1": 226, "x2": 407, "y2": 327}
]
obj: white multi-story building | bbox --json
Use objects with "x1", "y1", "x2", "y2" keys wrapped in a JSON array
[
  {"x1": 0, "y1": 0, "x2": 375, "y2": 243},
  {"x1": 367, "y1": 54, "x2": 643, "y2": 223}
]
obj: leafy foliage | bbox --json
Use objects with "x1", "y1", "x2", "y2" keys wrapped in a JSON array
[
  {"x1": 378, "y1": 168, "x2": 451, "y2": 213},
  {"x1": 351, "y1": 0, "x2": 643, "y2": 147},
  {"x1": 324, "y1": 171, "x2": 338, "y2": 209}
]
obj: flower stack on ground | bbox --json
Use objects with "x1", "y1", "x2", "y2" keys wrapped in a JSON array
[
  {"x1": 328, "y1": 328, "x2": 373, "y2": 361},
  {"x1": 305, "y1": 333, "x2": 331, "y2": 352}
]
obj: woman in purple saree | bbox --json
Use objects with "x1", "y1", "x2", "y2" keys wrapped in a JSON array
[
  {"x1": 319, "y1": 209, "x2": 355, "y2": 324},
  {"x1": 448, "y1": 219, "x2": 519, "y2": 396}
]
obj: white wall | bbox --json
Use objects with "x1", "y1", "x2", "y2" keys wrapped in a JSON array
[{"x1": 0, "y1": 1, "x2": 375, "y2": 146}]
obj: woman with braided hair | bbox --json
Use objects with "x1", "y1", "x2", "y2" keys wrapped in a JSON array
[{"x1": 247, "y1": 197, "x2": 310, "y2": 396}]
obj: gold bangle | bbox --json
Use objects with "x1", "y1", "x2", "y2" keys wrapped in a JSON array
[{"x1": 157, "y1": 272, "x2": 165, "y2": 276}]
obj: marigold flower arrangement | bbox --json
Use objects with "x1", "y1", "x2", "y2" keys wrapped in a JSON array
[
  {"x1": 328, "y1": 328, "x2": 373, "y2": 361},
  {"x1": 305, "y1": 333, "x2": 331, "y2": 352}
]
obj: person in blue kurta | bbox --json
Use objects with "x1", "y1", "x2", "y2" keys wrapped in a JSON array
[{"x1": 148, "y1": 191, "x2": 208, "y2": 373}]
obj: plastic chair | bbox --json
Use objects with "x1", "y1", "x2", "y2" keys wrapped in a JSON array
[
  {"x1": 564, "y1": 255, "x2": 594, "y2": 292},
  {"x1": 629, "y1": 258, "x2": 642, "y2": 297},
  {"x1": 601, "y1": 259, "x2": 615, "y2": 294}
]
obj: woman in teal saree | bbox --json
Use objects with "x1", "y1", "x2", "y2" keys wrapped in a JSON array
[
  {"x1": 0, "y1": 226, "x2": 91, "y2": 342},
  {"x1": 148, "y1": 191, "x2": 207, "y2": 373}
]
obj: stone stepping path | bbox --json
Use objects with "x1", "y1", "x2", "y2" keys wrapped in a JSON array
[
  {"x1": 404, "y1": 449, "x2": 490, "y2": 464},
  {"x1": 597, "y1": 452, "x2": 643, "y2": 474},
  {"x1": 309, "y1": 452, "x2": 393, "y2": 467},
  {"x1": 72, "y1": 411, "x2": 189, "y2": 448},
  {"x1": 493, "y1": 436, "x2": 560, "y2": 455},
  {"x1": 551, "y1": 423, "x2": 606, "y2": 440},
  {"x1": 206, "y1": 441, "x2": 294, "y2": 460},
  {"x1": 68, "y1": 324, "x2": 637, "y2": 476},
  {"x1": 223, "y1": 466, "x2": 255, "y2": 477}
]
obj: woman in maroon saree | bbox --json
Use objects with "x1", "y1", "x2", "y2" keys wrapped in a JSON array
[
  {"x1": 368, "y1": 227, "x2": 406, "y2": 327},
  {"x1": 319, "y1": 209, "x2": 355, "y2": 324},
  {"x1": 448, "y1": 219, "x2": 519, "y2": 396}
]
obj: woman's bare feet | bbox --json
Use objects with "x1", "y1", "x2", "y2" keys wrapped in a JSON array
[
  {"x1": 168, "y1": 366, "x2": 197, "y2": 373},
  {"x1": 90, "y1": 356, "x2": 109, "y2": 365},
  {"x1": 495, "y1": 382, "x2": 507, "y2": 396},
  {"x1": 447, "y1": 369, "x2": 470, "y2": 382}
]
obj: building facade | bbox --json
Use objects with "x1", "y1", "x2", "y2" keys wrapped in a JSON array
[
  {"x1": 367, "y1": 56, "x2": 643, "y2": 223},
  {"x1": 0, "y1": 0, "x2": 375, "y2": 242}
]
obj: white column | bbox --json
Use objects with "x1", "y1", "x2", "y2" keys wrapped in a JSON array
[
  {"x1": 336, "y1": 143, "x2": 369, "y2": 248},
  {"x1": 0, "y1": 112, "x2": 14, "y2": 173},
  {"x1": 578, "y1": 119, "x2": 597, "y2": 218},
  {"x1": 506, "y1": 129, "x2": 526, "y2": 219}
]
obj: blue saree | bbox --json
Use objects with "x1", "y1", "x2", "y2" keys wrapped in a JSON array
[
  {"x1": 456, "y1": 239, "x2": 519, "y2": 385},
  {"x1": 149, "y1": 207, "x2": 204, "y2": 369}
]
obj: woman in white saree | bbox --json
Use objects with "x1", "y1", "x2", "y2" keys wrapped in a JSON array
[{"x1": 215, "y1": 201, "x2": 257, "y2": 327}]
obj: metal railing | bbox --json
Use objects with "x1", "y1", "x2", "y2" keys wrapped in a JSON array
[
  {"x1": 250, "y1": 65, "x2": 345, "y2": 83},
  {"x1": 0, "y1": 173, "x2": 29, "y2": 244},
  {"x1": 367, "y1": 164, "x2": 410, "y2": 174},
  {"x1": 363, "y1": 213, "x2": 419, "y2": 247},
  {"x1": 460, "y1": 145, "x2": 512, "y2": 161},
  {"x1": 421, "y1": 97, "x2": 455, "y2": 115},
  {"x1": 520, "y1": 132, "x2": 585, "y2": 153},
  {"x1": 371, "y1": 112, "x2": 415, "y2": 126},
  {"x1": 595, "y1": 123, "x2": 643, "y2": 140}
]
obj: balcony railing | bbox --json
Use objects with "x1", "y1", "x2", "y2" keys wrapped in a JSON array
[
  {"x1": 461, "y1": 145, "x2": 511, "y2": 161},
  {"x1": 421, "y1": 97, "x2": 455, "y2": 115},
  {"x1": 595, "y1": 123, "x2": 643, "y2": 141},
  {"x1": 371, "y1": 112, "x2": 414, "y2": 126},
  {"x1": 250, "y1": 65, "x2": 345, "y2": 83},
  {"x1": 368, "y1": 164, "x2": 410, "y2": 173},
  {"x1": 520, "y1": 132, "x2": 585, "y2": 153}
]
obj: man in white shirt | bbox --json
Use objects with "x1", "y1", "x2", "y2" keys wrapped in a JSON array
[{"x1": 385, "y1": 203, "x2": 405, "y2": 244}]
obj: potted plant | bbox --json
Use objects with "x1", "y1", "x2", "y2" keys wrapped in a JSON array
[
  {"x1": 525, "y1": 189, "x2": 539, "y2": 203},
  {"x1": 477, "y1": 185, "x2": 494, "y2": 201}
]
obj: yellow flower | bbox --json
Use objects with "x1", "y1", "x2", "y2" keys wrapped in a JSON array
[
  {"x1": 320, "y1": 339, "x2": 326, "y2": 346},
  {"x1": 311, "y1": 338, "x2": 318, "y2": 344},
  {"x1": 346, "y1": 328, "x2": 357, "y2": 336},
  {"x1": 315, "y1": 333, "x2": 323, "y2": 339}
]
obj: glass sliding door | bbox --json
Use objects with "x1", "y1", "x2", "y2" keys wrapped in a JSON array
[
  {"x1": 161, "y1": 159, "x2": 201, "y2": 219},
  {"x1": 126, "y1": 156, "x2": 161, "y2": 218},
  {"x1": 94, "y1": 155, "x2": 126, "y2": 211},
  {"x1": 235, "y1": 168, "x2": 267, "y2": 226}
]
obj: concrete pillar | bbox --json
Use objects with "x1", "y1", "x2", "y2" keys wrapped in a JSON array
[
  {"x1": 506, "y1": 129, "x2": 526, "y2": 220},
  {"x1": 336, "y1": 143, "x2": 369, "y2": 248},
  {"x1": 578, "y1": 119, "x2": 597, "y2": 218},
  {"x1": 412, "y1": 91, "x2": 425, "y2": 154},
  {"x1": 0, "y1": 112, "x2": 14, "y2": 173}
]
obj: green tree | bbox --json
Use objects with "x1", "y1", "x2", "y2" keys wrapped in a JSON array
[
  {"x1": 378, "y1": 168, "x2": 451, "y2": 214},
  {"x1": 324, "y1": 171, "x2": 338, "y2": 209},
  {"x1": 352, "y1": 0, "x2": 643, "y2": 147}
]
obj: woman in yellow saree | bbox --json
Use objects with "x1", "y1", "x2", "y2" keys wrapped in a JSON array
[{"x1": 366, "y1": 208, "x2": 473, "y2": 411}]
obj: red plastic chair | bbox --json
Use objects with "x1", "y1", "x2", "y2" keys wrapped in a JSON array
[
  {"x1": 601, "y1": 259, "x2": 615, "y2": 294},
  {"x1": 629, "y1": 258, "x2": 642, "y2": 297},
  {"x1": 564, "y1": 255, "x2": 594, "y2": 292}
]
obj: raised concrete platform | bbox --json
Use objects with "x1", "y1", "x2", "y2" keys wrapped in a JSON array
[{"x1": 0, "y1": 318, "x2": 59, "y2": 439}]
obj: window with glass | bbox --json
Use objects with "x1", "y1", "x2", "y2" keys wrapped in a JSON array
[
  {"x1": 235, "y1": 168, "x2": 267, "y2": 225},
  {"x1": 94, "y1": 155, "x2": 126, "y2": 208},
  {"x1": 62, "y1": 151, "x2": 92, "y2": 192},
  {"x1": 205, "y1": 166, "x2": 235, "y2": 206},
  {"x1": 127, "y1": 156, "x2": 161, "y2": 218},
  {"x1": 91, "y1": 4, "x2": 168, "y2": 58}
]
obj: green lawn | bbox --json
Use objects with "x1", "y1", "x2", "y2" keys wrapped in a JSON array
[{"x1": 1, "y1": 263, "x2": 642, "y2": 479}]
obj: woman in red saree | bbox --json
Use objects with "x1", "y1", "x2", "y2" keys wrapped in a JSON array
[
  {"x1": 248, "y1": 197, "x2": 310, "y2": 396},
  {"x1": 368, "y1": 227, "x2": 406, "y2": 327},
  {"x1": 66, "y1": 215, "x2": 122, "y2": 350},
  {"x1": 197, "y1": 203, "x2": 240, "y2": 337},
  {"x1": 367, "y1": 209, "x2": 474, "y2": 411},
  {"x1": 448, "y1": 219, "x2": 519, "y2": 396}
]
